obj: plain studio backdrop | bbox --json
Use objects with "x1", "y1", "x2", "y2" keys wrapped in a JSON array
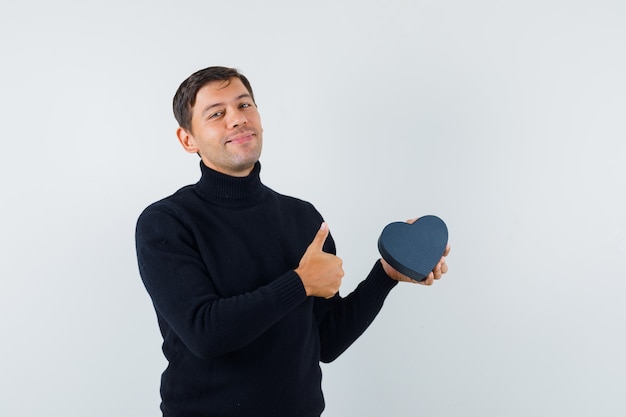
[{"x1": 1, "y1": 1, "x2": 625, "y2": 416}]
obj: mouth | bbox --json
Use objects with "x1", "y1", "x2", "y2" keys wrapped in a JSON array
[{"x1": 226, "y1": 130, "x2": 256, "y2": 145}]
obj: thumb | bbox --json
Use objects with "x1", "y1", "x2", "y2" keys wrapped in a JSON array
[{"x1": 308, "y1": 222, "x2": 330, "y2": 252}]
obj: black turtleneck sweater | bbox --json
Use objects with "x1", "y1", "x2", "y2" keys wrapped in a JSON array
[{"x1": 135, "y1": 161, "x2": 397, "y2": 417}]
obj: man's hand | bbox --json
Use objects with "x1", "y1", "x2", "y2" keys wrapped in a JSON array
[
  {"x1": 380, "y1": 217, "x2": 451, "y2": 286},
  {"x1": 295, "y1": 223, "x2": 344, "y2": 298}
]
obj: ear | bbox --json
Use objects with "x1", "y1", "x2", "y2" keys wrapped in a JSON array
[{"x1": 176, "y1": 127, "x2": 199, "y2": 154}]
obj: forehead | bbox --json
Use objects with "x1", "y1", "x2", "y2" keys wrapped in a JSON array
[{"x1": 194, "y1": 78, "x2": 249, "y2": 106}]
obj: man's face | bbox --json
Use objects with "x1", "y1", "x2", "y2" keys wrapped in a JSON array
[{"x1": 177, "y1": 77, "x2": 263, "y2": 177}]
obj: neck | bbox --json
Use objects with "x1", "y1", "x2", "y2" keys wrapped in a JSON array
[
  {"x1": 194, "y1": 161, "x2": 264, "y2": 206},
  {"x1": 200, "y1": 159, "x2": 256, "y2": 178}
]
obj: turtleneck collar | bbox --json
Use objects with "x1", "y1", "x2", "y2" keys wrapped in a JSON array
[{"x1": 194, "y1": 161, "x2": 265, "y2": 206}]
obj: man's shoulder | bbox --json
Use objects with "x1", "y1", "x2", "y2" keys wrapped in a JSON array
[{"x1": 137, "y1": 184, "x2": 198, "y2": 221}]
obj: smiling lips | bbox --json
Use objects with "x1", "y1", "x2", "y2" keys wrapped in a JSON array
[{"x1": 226, "y1": 130, "x2": 256, "y2": 145}]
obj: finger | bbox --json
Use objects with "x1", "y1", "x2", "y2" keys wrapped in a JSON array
[
  {"x1": 433, "y1": 262, "x2": 442, "y2": 280},
  {"x1": 307, "y1": 222, "x2": 330, "y2": 252},
  {"x1": 443, "y1": 244, "x2": 451, "y2": 257},
  {"x1": 406, "y1": 217, "x2": 418, "y2": 224},
  {"x1": 440, "y1": 259, "x2": 448, "y2": 274},
  {"x1": 420, "y1": 272, "x2": 434, "y2": 286}
]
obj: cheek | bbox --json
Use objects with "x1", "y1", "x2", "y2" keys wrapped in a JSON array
[{"x1": 199, "y1": 126, "x2": 224, "y2": 143}]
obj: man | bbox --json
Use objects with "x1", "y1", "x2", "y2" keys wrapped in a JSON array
[{"x1": 135, "y1": 66, "x2": 449, "y2": 417}]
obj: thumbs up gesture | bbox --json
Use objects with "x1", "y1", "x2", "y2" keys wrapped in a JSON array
[{"x1": 295, "y1": 223, "x2": 344, "y2": 299}]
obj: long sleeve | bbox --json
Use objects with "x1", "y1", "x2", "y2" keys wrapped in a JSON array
[
  {"x1": 136, "y1": 205, "x2": 307, "y2": 359},
  {"x1": 315, "y1": 260, "x2": 398, "y2": 363}
]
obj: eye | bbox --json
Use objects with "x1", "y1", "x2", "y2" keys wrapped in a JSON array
[
  {"x1": 240, "y1": 103, "x2": 252, "y2": 109},
  {"x1": 208, "y1": 111, "x2": 223, "y2": 120}
]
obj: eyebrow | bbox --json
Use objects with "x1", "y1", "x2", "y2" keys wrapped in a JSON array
[{"x1": 200, "y1": 93, "x2": 253, "y2": 117}]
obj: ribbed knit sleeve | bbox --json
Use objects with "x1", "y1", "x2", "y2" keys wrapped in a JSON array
[
  {"x1": 315, "y1": 260, "x2": 398, "y2": 363},
  {"x1": 136, "y1": 204, "x2": 308, "y2": 360}
]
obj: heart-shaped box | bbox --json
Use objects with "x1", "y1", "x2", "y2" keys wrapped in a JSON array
[{"x1": 378, "y1": 215, "x2": 448, "y2": 281}]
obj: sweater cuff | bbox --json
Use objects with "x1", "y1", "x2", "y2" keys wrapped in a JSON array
[
  {"x1": 362, "y1": 259, "x2": 398, "y2": 296},
  {"x1": 267, "y1": 270, "x2": 308, "y2": 313}
]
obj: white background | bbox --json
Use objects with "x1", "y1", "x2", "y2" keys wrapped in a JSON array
[{"x1": 1, "y1": 1, "x2": 625, "y2": 416}]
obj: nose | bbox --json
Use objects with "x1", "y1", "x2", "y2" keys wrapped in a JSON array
[{"x1": 229, "y1": 109, "x2": 247, "y2": 129}]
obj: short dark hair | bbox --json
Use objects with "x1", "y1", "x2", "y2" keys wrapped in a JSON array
[{"x1": 173, "y1": 66, "x2": 256, "y2": 132}]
